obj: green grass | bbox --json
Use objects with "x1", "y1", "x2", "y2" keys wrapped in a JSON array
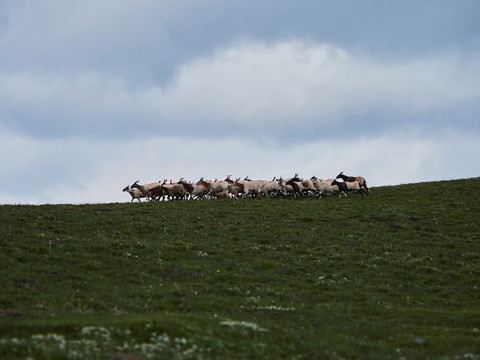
[{"x1": 1, "y1": 178, "x2": 479, "y2": 359}]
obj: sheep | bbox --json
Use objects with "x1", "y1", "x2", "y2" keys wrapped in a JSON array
[
  {"x1": 261, "y1": 177, "x2": 285, "y2": 198},
  {"x1": 331, "y1": 179, "x2": 367, "y2": 198},
  {"x1": 228, "y1": 185, "x2": 243, "y2": 198},
  {"x1": 122, "y1": 186, "x2": 146, "y2": 202},
  {"x1": 302, "y1": 176, "x2": 321, "y2": 197},
  {"x1": 161, "y1": 179, "x2": 186, "y2": 200},
  {"x1": 192, "y1": 184, "x2": 209, "y2": 199},
  {"x1": 279, "y1": 176, "x2": 296, "y2": 197},
  {"x1": 242, "y1": 176, "x2": 266, "y2": 199},
  {"x1": 177, "y1": 179, "x2": 210, "y2": 200},
  {"x1": 208, "y1": 177, "x2": 231, "y2": 198},
  {"x1": 147, "y1": 183, "x2": 165, "y2": 201},
  {"x1": 313, "y1": 178, "x2": 345, "y2": 198},
  {"x1": 231, "y1": 178, "x2": 246, "y2": 198},
  {"x1": 231, "y1": 177, "x2": 264, "y2": 199},
  {"x1": 124, "y1": 172, "x2": 371, "y2": 202},
  {"x1": 130, "y1": 180, "x2": 161, "y2": 201},
  {"x1": 195, "y1": 178, "x2": 212, "y2": 198},
  {"x1": 195, "y1": 178, "x2": 223, "y2": 199},
  {"x1": 178, "y1": 179, "x2": 195, "y2": 200},
  {"x1": 285, "y1": 174, "x2": 318, "y2": 198},
  {"x1": 336, "y1": 172, "x2": 370, "y2": 194},
  {"x1": 225, "y1": 176, "x2": 244, "y2": 198}
]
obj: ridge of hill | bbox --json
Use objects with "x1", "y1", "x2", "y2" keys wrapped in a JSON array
[{"x1": 1, "y1": 178, "x2": 479, "y2": 359}]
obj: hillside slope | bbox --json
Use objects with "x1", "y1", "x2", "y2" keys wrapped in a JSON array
[{"x1": 1, "y1": 178, "x2": 479, "y2": 359}]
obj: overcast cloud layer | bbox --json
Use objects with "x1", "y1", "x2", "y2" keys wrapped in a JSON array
[{"x1": 1, "y1": 1, "x2": 479, "y2": 204}]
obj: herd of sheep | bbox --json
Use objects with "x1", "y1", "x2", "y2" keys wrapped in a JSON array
[{"x1": 122, "y1": 172, "x2": 369, "y2": 202}]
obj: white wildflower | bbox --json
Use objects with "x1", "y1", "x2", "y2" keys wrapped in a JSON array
[
  {"x1": 255, "y1": 305, "x2": 296, "y2": 311},
  {"x1": 220, "y1": 320, "x2": 268, "y2": 332}
]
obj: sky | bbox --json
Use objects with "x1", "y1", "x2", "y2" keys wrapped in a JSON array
[{"x1": 1, "y1": 0, "x2": 479, "y2": 204}]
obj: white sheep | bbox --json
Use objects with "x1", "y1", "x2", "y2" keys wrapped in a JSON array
[
  {"x1": 122, "y1": 185, "x2": 146, "y2": 202},
  {"x1": 336, "y1": 172, "x2": 370, "y2": 194},
  {"x1": 242, "y1": 177, "x2": 266, "y2": 199},
  {"x1": 331, "y1": 179, "x2": 367, "y2": 198},
  {"x1": 261, "y1": 177, "x2": 284, "y2": 198},
  {"x1": 285, "y1": 174, "x2": 318, "y2": 197},
  {"x1": 131, "y1": 180, "x2": 161, "y2": 201},
  {"x1": 313, "y1": 178, "x2": 345, "y2": 198}
]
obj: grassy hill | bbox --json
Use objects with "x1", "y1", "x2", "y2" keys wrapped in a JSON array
[{"x1": 1, "y1": 178, "x2": 479, "y2": 359}]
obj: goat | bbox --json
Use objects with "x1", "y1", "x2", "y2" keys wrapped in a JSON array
[
  {"x1": 302, "y1": 176, "x2": 321, "y2": 197},
  {"x1": 161, "y1": 179, "x2": 186, "y2": 200},
  {"x1": 192, "y1": 184, "x2": 209, "y2": 199},
  {"x1": 196, "y1": 178, "x2": 226, "y2": 199},
  {"x1": 147, "y1": 183, "x2": 165, "y2": 201},
  {"x1": 280, "y1": 174, "x2": 298, "y2": 197},
  {"x1": 208, "y1": 176, "x2": 231, "y2": 198},
  {"x1": 285, "y1": 174, "x2": 318, "y2": 198},
  {"x1": 195, "y1": 178, "x2": 212, "y2": 198},
  {"x1": 261, "y1": 177, "x2": 285, "y2": 198},
  {"x1": 122, "y1": 185, "x2": 146, "y2": 202},
  {"x1": 331, "y1": 179, "x2": 367, "y2": 198},
  {"x1": 242, "y1": 176, "x2": 266, "y2": 199},
  {"x1": 178, "y1": 178, "x2": 211, "y2": 200},
  {"x1": 312, "y1": 178, "x2": 346, "y2": 198},
  {"x1": 131, "y1": 180, "x2": 161, "y2": 201},
  {"x1": 232, "y1": 178, "x2": 246, "y2": 198},
  {"x1": 336, "y1": 172, "x2": 370, "y2": 194},
  {"x1": 312, "y1": 178, "x2": 335, "y2": 197},
  {"x1": 226, "y1": 176, "x2": 244, "y2": 198},
  {"x1": 178, "y1": 179, "x2": 195, "y2": 200},
  {"x1": 125, "y1": 172, "x2": 372, "y2": 201}
]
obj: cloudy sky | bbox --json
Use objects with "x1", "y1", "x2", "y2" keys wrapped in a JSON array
[{"x1": 1, "y1": 0, "x2": 479, "y2": 204}]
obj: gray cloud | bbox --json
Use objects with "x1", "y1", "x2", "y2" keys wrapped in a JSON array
[
  {"x1": 1, "y1": 129, "x2": 478, "y2": 204},
  {"x1": 1, "y1": 40, "x2": 479, "y2": 142},
  {"x1": 0, "y1": 1, "x2": 479, "y2": 204},
  {"x1": 2, "y1": 1, "x2": 479, "y2": 83}
]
